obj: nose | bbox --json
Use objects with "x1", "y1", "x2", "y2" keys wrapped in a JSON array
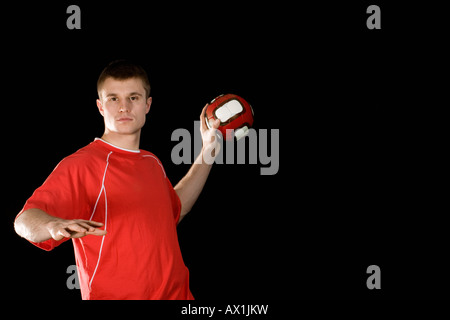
[{"x1": 119, "y1": 100, "x2": 131, "y2": 113}]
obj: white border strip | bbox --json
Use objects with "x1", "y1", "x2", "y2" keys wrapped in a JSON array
[
  {"x1": 142, "y1": 154, "x2": 166, "y2": 178},
  {"x1": 88, "y1": 151, "x2": 112, "y2": 290},
  {"x1": 95, "y1": 138, "x2": 141, "y2": 153}
]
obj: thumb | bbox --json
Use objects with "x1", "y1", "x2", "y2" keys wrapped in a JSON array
[{"x1": 211, "y1": 119, "x2": 221, "y2": 129}]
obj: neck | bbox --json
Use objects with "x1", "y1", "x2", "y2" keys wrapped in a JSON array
[{"x1": 101, "y1": 130, "x2": 141, "y2": 151}]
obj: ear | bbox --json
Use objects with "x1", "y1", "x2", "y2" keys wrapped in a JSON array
[
  {"x1": 96, "y1": 99, "x2": 105, "y2": 117},
  {"x1": 145, "y1": 97, "x2": 152, "y2": 114}
]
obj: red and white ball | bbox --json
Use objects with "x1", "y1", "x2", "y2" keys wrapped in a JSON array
[{"x1": 205, "y1": 94, "x2": 254, "y2": 140}]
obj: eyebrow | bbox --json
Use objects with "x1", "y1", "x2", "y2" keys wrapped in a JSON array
[{"x1": 105, "y1": 92, "x2": 143, "y2": 97}]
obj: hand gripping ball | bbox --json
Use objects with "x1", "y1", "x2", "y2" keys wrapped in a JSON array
[{"x1": 205, "y1": 94, "x2": 254, "y2": 140}]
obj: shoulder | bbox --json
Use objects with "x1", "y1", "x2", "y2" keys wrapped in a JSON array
[
  {"x1": 140, "y1": 149, "x2": 158, "y2": 158},
  {"x1": 53, "y1": 142, "x2": 108, "y2": 172},
  {"x1": 140, "y1": 149, "x2": 163, "y2": 164},
  {"x1": 140, "y1": 150, "x2": 167, "y2": 178}
]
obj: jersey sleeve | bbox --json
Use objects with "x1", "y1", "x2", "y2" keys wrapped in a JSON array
[{"x1": 17, "y1": 155, "x2": 92, "y2": 251}]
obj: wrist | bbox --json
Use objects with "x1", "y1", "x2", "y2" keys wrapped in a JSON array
[{"x1": 201, "y1": 142, "x2": 220, "y2": 165}]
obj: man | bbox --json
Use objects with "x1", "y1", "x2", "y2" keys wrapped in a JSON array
[{"x1": 14, "y1": 60, "x2": 220, "y2": 300}]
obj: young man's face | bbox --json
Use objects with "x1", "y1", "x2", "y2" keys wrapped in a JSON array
[{"x1": 97, "y1": 77, "x2": 152, "y2": 136}]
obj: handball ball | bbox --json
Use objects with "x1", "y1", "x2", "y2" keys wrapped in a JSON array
[{"x1": 205, "y1": 93, "x2": 254, "y2": 141}]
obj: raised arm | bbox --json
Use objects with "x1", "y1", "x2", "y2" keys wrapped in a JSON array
[
  {"x1": 14, "y1": 208, "x2": 106, "y2": 243},
  {"x1": 174, "y1": 104, "x2": 221, "y2": 223}
]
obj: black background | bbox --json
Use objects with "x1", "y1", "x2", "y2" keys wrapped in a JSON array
[{"x1": 2, "y1": 0, "x2": 447, "y2": 304}]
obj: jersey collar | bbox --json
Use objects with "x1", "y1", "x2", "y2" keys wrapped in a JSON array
[{"x1": 94, "y1": 138, "x2": 141, "y2": 154}]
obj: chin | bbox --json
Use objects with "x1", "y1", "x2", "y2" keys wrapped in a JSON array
[
  {"x1": 106, "y1": 120, "x2": 145, "y2": 136},
  {"x1": 104, "y1": 124, "x2": 138, "y2": 135},
  {"x1": 115, "y1": 128, "x2": 142, "y2": 135}
]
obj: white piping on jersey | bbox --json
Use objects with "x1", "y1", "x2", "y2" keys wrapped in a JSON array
[
  {"x1": 86, "y1": 151, "x2": 166, "y2": 290},
  {"x1": 88, "y1": 151, "x2": 112, "y2": 290},
  {"x1": 95, "y1": 137, "x2": 141, "y2": 153},
  {"x1": 142, "y1": 154, "x2": 167, "y2": 178}
]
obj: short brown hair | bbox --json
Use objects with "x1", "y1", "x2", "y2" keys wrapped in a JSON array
[{"x1": 97, "y1": 60, "x2": 151, "y2": 98}]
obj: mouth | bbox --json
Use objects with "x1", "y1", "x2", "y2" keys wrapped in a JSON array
[{"x1": 117, "y1": 117, "x2": 133, "y2": 122}]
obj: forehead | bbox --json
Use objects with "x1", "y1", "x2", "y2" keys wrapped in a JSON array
[{"x1": 100, "y1": 77, "x2": 146, "y2": 96}]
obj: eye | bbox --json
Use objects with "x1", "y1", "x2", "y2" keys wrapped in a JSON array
[
  {"x1": 130, "y1": 96, "x2": 139, "y2": 101},
  {"x1": 110, "y1": 97, "x2": 118, "y2": 102}
]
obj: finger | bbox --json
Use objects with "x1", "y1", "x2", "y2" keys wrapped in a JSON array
[
  {"x1": 69, "y1": 228, "x2": 106, "y2": 239},
  {"x1": 200, "y1": 104, "x2": 209, "y2": 132},
  {"x1": 56, "y1": 228, "x2": 71, "y2": 239},
  {"x1": 68, "y1": 231, "x2": 86, "y2": 239},
  {"x1": 200, "y1": 103, "x2": 208, "y2": 116},
  {"x1": 77, "y1": 221, "x2": 96, "y2": 232},
  {"x1": 66, "y1": 223, "x2": 88, "y2": 234},
  {"x1": 80, "y1": 220, "x2": 104, "y2": 227},
  {"x1": 86, "y1": 229, "x2": 107, "y2": 237},
  {"x1": 211, "y1": 118, "x2": 221, "y2": 130}
]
